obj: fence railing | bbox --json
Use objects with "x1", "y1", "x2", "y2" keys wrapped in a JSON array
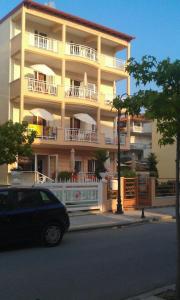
[
  {"x1": 28, "y1": 33, "x2": 59, "y2": 52},
  {"x1": 103, "y1": 55, "x2": 126, "y2": 70},
  {"x1": 155, "y1": 178, "x2": 176, "y2": 197},
  {"x1": 65, "y1": 86, "x2": 97, "y2": 101},
  {"x1": 26, "y1": 78, "x2": 58, "y2": 96},
  {"x1": 66, "y1": 43, "x2": 97, "y2": 61},
  {"x1": 64, "y1": 129, "x2": 98, "y2": 143},
  {"x1": 35, "y1": 182, "x2": 102, "y2": 210},
  {"x1": 105, "y1": 134, "x2": 126, "y2": 145}
]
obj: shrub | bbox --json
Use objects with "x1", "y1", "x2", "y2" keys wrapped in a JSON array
[{"x1": 57, "y1": 171, "x2": 72, "y2": 182}]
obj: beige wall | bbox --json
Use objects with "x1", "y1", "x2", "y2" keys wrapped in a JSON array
[{"x1": 152, "y1": 121, "x2": 176, "y2": 178}]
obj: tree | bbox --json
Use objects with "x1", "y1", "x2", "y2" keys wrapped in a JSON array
[
  {"x1": 94, "y1": 149, "x2": 109, "y2": 179},
  {"x1": 0, "y1": 121, "x2": 36, "y2": 166},
  {"x1": 120, "y1": 56, "x2": 180, "y2": 299},
  {"x1": 147, "y1": 152, "x2": 158, "y2": 178}
]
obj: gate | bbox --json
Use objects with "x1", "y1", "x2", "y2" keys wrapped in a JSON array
[
  {"x1": 123, "y1": 178, "x2": 138, "y2": 209},
  {"x1": 123, "y1": 176, "x2": 152, "y2": 210},
  {"x1": 137, "y1": 176, "x2": 151, "y2": 207}
]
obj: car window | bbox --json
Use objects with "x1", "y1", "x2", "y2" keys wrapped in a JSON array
[
  {"x1": 39, "y1": 191, "x2": 56, "y2": 204},
  {"x1": 0, "y1": 191, "x2": 8, "y2": 211},
  {"x1": 12, "y1": 190, "x2": 40, "y2": 209}
]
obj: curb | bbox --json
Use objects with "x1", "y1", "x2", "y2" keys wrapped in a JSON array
[
  {"x1": 123, "y1": 284, "x2": 175, "y2": 300},
  {"x1": 69, "y1": 218, "x2": 150, "y2": 232}
]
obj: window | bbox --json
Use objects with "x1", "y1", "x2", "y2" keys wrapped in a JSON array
[
  {"x1": 0, "y1": 191, "x2": 8, "y2": 211},
  {"x1": 75, "y1": 161, "x2": 82, "y2": 173},
  {"x1": 13, "y1": 190, "x2": 40, "y2": 209},
  {"x1": 39, "y1": 191, "x2": 55, "y2": 204},
  {"x1": 88, "y1": 160, "x2": 97, "y2": 173}
]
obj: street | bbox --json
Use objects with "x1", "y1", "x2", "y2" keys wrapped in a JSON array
[{"x1": 0, "y1": 222, "x2": 176, "y2": 300}]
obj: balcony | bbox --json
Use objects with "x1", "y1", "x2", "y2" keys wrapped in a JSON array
[
  {"x1": 65, "y1": 86, "x2": 98, "y2": 101},
  {"x1": 104, "y1": 94, "x2": 115, "y2": 105},
  {"x1": 64, "y1": 129, "x2": 98, "y2": 143},
  {"x1": 105, "y1": 134, "x2": 126, "y2": 145},
  {"x1": 131, "y1": 125, "x2": 152, "y2": 134},
  {"x1": 103, "y1": 55, "x2": 126, "y2": 71},
  {"x1": 65, "y1": 43, "x2": 97, "y2": 62},
  {"x1": 130, "y1": 143, "x2": 152, "y2": 150},
  {"x1": 28, "y1": 33, "x2": 59, "y2": 53},
  {"x1": 26, "y1": 78, "x2": 58, "y2": 96},
  {"x1": 28, "y1": 124, "x2": 57, "y2": 140}
]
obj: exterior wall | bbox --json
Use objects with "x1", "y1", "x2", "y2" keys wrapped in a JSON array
[{"x1": 152, "y1": 121, "x2": 176, "y2": 178}]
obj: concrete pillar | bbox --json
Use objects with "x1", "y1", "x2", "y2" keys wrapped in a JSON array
[
  {"x1": 70, "y1": 148, "x2": 75, "y2": 172},
  {"x1": 19, "y1": 8, "x2": 25, "y2": 123},
  {"x1": 62, "y1": 24, "x2": 66, "y2": 53},
  {"x1": 61, "y1": 101, "x2": 65, "y2": 128},
  {"x1": 97, "y1": 35, "x2": 101, "y2": 61},
  {"x1": 126, "y1": 43, "x2": 131, "y2": 96},
  {"x1": 97, "y1": 68, "x2": 101, "y2": 100},
  {"x1": 96, "y1": 107, "x2": 101, "y2": 138}
]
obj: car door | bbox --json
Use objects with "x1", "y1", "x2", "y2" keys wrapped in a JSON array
[
  {"x1": 8, "y1": 189, "x2": 41, "y2": 242},
  {"x1": 0, "y1": 190, "x2": 11, "y2": 244}
]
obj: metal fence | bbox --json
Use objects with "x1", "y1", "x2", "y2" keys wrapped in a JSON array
[{"x1": 155, "y1": 178, "x2": 176, "y2": 197}]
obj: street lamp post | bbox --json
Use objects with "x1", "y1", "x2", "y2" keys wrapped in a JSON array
[{"x1": 116, "y1": 107, "x2": 124, "y2": 214}]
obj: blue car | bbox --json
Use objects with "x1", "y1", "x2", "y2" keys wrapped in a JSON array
[{"x1": 0, "y1": 187, "x2": 70, "y2": 247}]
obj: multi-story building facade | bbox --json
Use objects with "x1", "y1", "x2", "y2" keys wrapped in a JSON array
[
  {"x1": 120, "y1": 116, "x2": 152, "y2": 162},
  {"x1": 0, "y1": 0, "x2": 134, "y2": 183}
]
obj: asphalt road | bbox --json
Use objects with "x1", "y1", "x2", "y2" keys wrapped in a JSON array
[{"x1": 0, "y1": 222, "x2": 176, "y2": 300}]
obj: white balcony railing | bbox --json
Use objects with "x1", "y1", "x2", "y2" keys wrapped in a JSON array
[
  {"x1": 28, "y1": 125, "x2": 57, "y2": 140},
  {"x1": 103, "y1": 55, "x2": 126, "y2": 71},
  {"x1": 130, "y1": 143, "x2": 152, "y2": 150},
  {"x1": 66, "y1": 43, "x2": 97, "y2": 62},
  {"x1": 65, "y1": 129, "x2": 98, "y2": 143},
  {"x1": 28, "y1": 33, "x2": 59, "y2": 53},
  {"x1": 104, "y1": 94, "x2": 116, "y2": 105},
  {"x1": 26, "y1": 78, "x2": 58, "y2": 96},
  {"x1": 65, "y1": 86, "x2": 97, "y2": 101},
  {"x1": 105, "y1": 134, "x2": 126, "y2": 145}
]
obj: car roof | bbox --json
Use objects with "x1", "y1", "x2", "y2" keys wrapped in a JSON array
[{"x1": 0, "y1": 186, "x2": 51, "y2": 191}]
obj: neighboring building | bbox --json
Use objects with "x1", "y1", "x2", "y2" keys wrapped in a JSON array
[
  {"x1": 0, "y1": 0, "x2": 134, "y2": 183},
  {"x1": 120, "y1": 116, "x2": 152, "y2": 163}
]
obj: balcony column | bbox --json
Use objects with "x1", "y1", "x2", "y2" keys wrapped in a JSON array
[
  {"x1": 126, "y1": 43, "x2": 131, "y2": 96},
  {"x1": 97, "y1": 68, "x2": 101, "y2": 103},
  {"x1": 70, "y1": 148, "x2": 75, "y2": 173},
  {"x1": 19, "y1": 8, "x2": 26, "y2": 123},
  {"x1": 97, "y1": 35, "x2": 101, "y2": 62},
  {"x1": 96, "y1": 107, "x2": 101, "y2": 141},
  {"x1": 61, "y1": 101, "x2": 65, "y2": 128},
  {"x1": 62, "y1": 24, "x2": 66, "y2": 53}
]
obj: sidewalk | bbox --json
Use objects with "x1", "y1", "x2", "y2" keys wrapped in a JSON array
[{"x1": 69, "y1": 206, "x2": 176, "y2": 232}]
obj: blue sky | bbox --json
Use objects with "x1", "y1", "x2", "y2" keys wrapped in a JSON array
[{"x1": 1, "y1": 0, "x2": 180, "y2": 93}]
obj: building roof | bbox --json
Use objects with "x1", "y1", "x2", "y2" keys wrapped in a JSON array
[{"x1": 0, "y1": 0, "x2": 135, "y2": 42}]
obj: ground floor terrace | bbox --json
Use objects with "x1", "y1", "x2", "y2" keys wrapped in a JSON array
[{"x1": 1, "y1": 147, "x2": 117, "y2": 185}]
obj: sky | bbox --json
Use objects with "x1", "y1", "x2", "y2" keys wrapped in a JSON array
[{"x1": 0, "y1": 0, "x2": 179, "y2": 93}]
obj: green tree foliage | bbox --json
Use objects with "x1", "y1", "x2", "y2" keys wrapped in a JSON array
[
  {"x1": 120, "y1": 56, "x2": 180, "y2": 299},
  {"x1": 0, "y1": 121, "x2": 36, "y2": 165},
  {"x1": 94, "y1": 149, "x2": 109, "y2": 179},
  {"x1": 147, "y1": 152, "x2": 158, "y2": 178}
]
